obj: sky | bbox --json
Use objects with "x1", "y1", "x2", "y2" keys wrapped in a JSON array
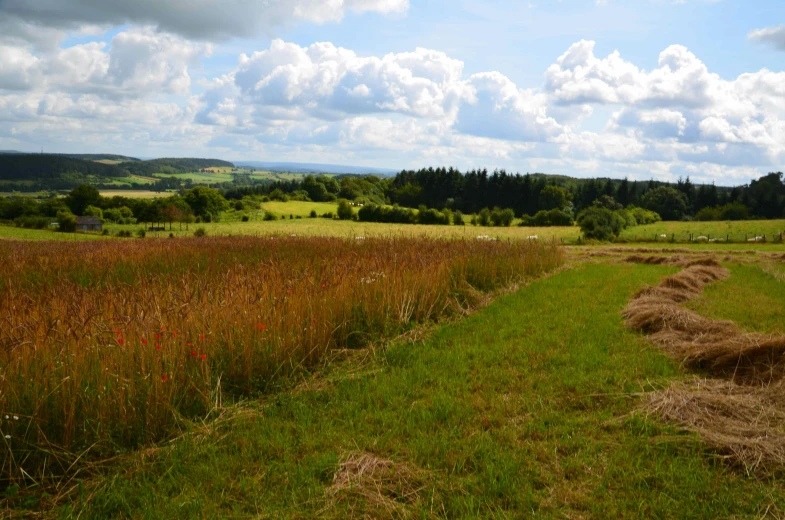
[{"x1": 1, "y1": 0, "x2": 785, "y2": 185}]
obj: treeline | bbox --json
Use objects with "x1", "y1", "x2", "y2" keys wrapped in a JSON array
[
  {"x1": 0, "y1": 155, "x2": 128, "y2": 181},
  {"x1": 120, "y1": 158, "x2": 234, "y2": 176}
]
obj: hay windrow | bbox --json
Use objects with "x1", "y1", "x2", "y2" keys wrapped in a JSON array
[
  {"x1": 624, "y1": 258, "x2": 785, "y2": 471},
  {"x1": 323, "y1": 452, "x2": 432, "y2": 518}
]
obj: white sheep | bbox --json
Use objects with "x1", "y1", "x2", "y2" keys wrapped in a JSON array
[
  {"x1": 696, "y1": 236, "x2": 708, "y2": 241},
  {"x1": 526, "y1": 235, "x2": 538, "y2": 240},
  {"x1": 659, "y1": 234, "x2": 667, "y2": 238}
]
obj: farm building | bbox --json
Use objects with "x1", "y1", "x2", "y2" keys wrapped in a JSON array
[{"x1": 75, "y1": 216, "x2": 103, "y2": 232}]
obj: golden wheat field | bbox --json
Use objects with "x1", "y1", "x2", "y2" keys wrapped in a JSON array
[{"x1": 0, "y1": 236, "x2": 563, "y2": 486}]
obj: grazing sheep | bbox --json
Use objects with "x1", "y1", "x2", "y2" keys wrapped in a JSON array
[
  {"x1": 696, "y1": 236, "x2": 708, "y2": 241},
  {"x1": 526, "y1": 235, "x2": 539, "y2": 240},
  {"x1": 660, "y1": 234, "x2": 667, "y2": 238}
]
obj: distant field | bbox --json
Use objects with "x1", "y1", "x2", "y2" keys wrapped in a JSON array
[
  {"x1": 621, "y1": 219, "x2": 785, "y2": 242},
  {"x1": 99, "y1": 190, "x2": 175, "y2": 199},
  {"x1": 260, "y1": 200, "x2": 347, "y2": 217},
  {"x1": 152, "y1": 169, "x2": 291, "y2": 184}
]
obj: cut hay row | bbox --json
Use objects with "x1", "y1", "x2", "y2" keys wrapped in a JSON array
[
  {"x1": 0, "y1": 236, "x2": 564, "y2": 487},
  {"x1": 624, "y1": 256, "x2": 785, "y2": 471}
]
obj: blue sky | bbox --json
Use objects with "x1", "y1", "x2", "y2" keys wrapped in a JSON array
[{"x1": 1, "y1": 0, "x2": 785, "y2": 184}]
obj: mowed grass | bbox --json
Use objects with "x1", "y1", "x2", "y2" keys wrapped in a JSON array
[
  {"x1": 686, "y1": 260, "x2": 785, "y2": 335},
  {"x1": 623, "y1": 219, "x2": 785, "y2": 242},
  {"x1": 44, "y1": 262, "x2": 785, "y2": 519}
]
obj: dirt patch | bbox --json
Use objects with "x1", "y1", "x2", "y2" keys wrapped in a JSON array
[{"x1": 624, "y1": 260, "x2": 785, "y2": 471}]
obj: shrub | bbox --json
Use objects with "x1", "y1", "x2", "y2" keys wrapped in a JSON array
[
  {"x1": 263, "y1": 212, "x2": 278, "y2": 221},
  {"x1": 628, "y1": 206, "x2": 661, "y2": 225},
  {"x1": 337, "y1": 199, "x2": 354, "y2": 220},
  {"x1": 417, "y1": 205, "x2": 450, "y2": 225},
  {"x1": 357, "y1": 203, "x2": 417, "y2": 224},
  {"x1": 490, "y1": 207, "x2": 515, "y2": 227},
  {"x1": 520, "y1": 209, "x2": 573, "y2": 227},
  {"x1": 453, "y1": 210, "x2": 465, "y2": 226},
  {"x1": 56, "y1": 210, "x2": 76, "y2": 233},
  {"x1": 309, "y1": 210, "x2": 318, "y2": 218},
  {"x1": 577, "y1": 207, "x2": 626, "y2": 241},
  {"x1": 696, "y1": 207, "x2": 720, "y2": 221},
  {"x1": 321, "y1": 212, "x2": 335, "y2": 219},
  {"x1": 14, "y1": 216, "x2": 51, "y2": 229},
  {"x1": 117, "y1": 230, "x2": 132, "y2": 238},
  {"x1": 241, "y1": 215, "x2": 250, "y2": 222},
  {"x1": 194, "y1": 227, "x2": 207, "y2": 237},
  {"x1": 477, "y1": 208, "x2": 491, "y2": 227},
  {"x1": 136, "y1": 229, "x2": 146, "y2": 238},
  {"x1": 719, "y1": 202, "x2": 749, "y2": 220}
]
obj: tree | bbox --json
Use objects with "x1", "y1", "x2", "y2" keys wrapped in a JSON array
[
  {"x1": 83, "y1": 205, "x2": 103, "y2": 219},
  {"x1": 56, "y1": 210, "x2": 77, "y2": 232},
  {"x1": 66, "y1": 185, "x2": 101, "y2": 215},
  {"x1": 577, "y1": 207, "x2": 626, "y2": 241},
  {"x1": 302, "y1": 175, "x2": 329, "y2": 202},
  {"x1": 184, "y1": 186, "x2": 229, "y2": 219},
  {"x1": 336, "y1": 199, "x2": 354, "y2": 220},
  {"x1": 642, "y1": 186, "x2": 688, "y2": 221},
  {"x1": 539, "y1": 185, "x2": 571, "y2": 211}
]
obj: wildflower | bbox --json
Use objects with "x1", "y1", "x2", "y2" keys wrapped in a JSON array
[
  {"x1": 155, "y1": 333, "x2": 161, "y2": 340},
  {"x1": 286, "y1": 290, "x2": 293, "y2": 295},
  {"x1": 199, "y1": 334, "x2": 205, "y2": 340},
  {"x1": 161, "y1": 374, "x2": 169, "y2": 382},
  {"x1": 190, "y1": 350, "x2": 197, "y2": 357},
  {"x1": 320, "y1": 283, "x2": 326, "y2": 289},
  {"x1": 200, "y1": 354, "x2": 207, "y2": 360},
  {"x1": 141, "y1": 339, "x2": 148, "y2": 345},
  {"x1": 117, "y1": 338, "x2": 125, "y2": 345},
  {"x1": 256, "y1": 324, "x2": 266, "y2": 332},
  {"x1": 173, "y1": 332, "x2": 178, "y2": 337},
  {"x1": 187, "y1": 342, "x2": 193, "y2": 347},
  {"x1": 155, "y1": 344, "x2": 161, "y2": 351},
  {"x1": 160, "y1": 326, "x2": 165, "y2": 331},
  {"x1": 312, "y1": 319, "x2": 317, "y2": 324}
]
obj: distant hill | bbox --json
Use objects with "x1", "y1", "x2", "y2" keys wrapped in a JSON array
[
  {"x1": 235, "y1": 161, "x2": 397, "y2": 176},
  {"x1": 64, "y1": 154, "x2": 140, "y2": 162},
  {"x1": 121, "y1": 158, "x2": 235, "y2": 176},
  {"x1": 0, "y1": 154, "x2": 127, "y2": 181}
]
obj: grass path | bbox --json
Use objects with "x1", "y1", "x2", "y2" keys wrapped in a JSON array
[{"x1": 27, "y1": 263, "x2": 785, "y2": 518}]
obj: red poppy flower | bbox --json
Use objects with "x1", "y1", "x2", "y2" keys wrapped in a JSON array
[
  {"x1": 286, "y1": 290, "x2": 293, "y2": 295},
  {"x1": 155, "y1": 334, "x2": 161, "y2": 340},
  {"x1": 115, "y1": 329, "x2": 122, "y2": 335},
  {"x1": 173, "y1": 332, "x2": 178, "y2": 337},
  {"x1": 199, "y1": 334, "x2": 205, "y2": 340},
  {"x1": 141, "y1": 339, "x2": 148, "y2": 345},
  {"x1": 117, "y1": 338, "x2": 125, "y2": 345},
  {"x1": 160, "y1": 326, "x2": 165, "y2": 331},
  {"x1": 161, "y1": 374, "x2": 168, "y2": 382},
  {"x1": 156, "y1": 344, "x2": 161, "y2": 351},
  {"x1": 312, "y1": 319, "x2": 317, "y2": 324},
  {"x1": 256, "y1": 324, "x2": 266, "y2": 332},
  {"x1": 200, "y1": 354, "x2": 207, "y2": 360},
  {"x1": 190, "y1": 350, "x2": 197, "y2": 357},
  {"x1": 187, "y1": 342, "x2": 193, "y2": 347}
]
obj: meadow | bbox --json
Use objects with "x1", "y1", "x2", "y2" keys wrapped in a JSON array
[{"x1": 0, "y1": 236, "x2": 563, "y2": 492}]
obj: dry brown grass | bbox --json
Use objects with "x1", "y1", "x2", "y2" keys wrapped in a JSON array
[
  {"x1": 323, "y1": 452, "x2": 434, "y2": 519},
  {"x1": 624, "y1": 256, "x2": 785, "y2": 471}
]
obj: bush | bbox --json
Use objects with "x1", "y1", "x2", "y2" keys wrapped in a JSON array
[
  {"x1": 417, "y1": 205, "x2": 450, "y2": 225},
  {"x1": 309, "y1": 210, "x2": 318, "y2": 218},
  {"x1": 194, "y1": 227, "x2": 207, "y2": 237},
  {"x1": 477, "y1": 208, "x2": 491, "y2": 227},
  {"x1": 14, "y1": 216, "x2": 51, "y2": 229},
  {"x1": 337, "y1": 199, "x2": 354, "y2": 220},
  {"x1": 719, "y1": 202, "x2": 749, "y2": 220},
  {"x1": 453, "y1": 210, "x2": 465, "y2": 226},
  {"x1": 135, "y1": 229, "x2": 146, "y2": 238},
  {"x1": 520, "y1": 208, "x2": 573, "y2": 227},
  {"x1": 577, "y1": 207, "x2": 626, "y2": 241},
  {"x1": 241, "y1": 215, "x2": 250, "y2": 222},
  {"x1": 628, "y1": 206, "x2": 661, "y2": 225},
  {"x1": 357, "y1": 203, "x2": 416, "y2": 224},
  {"x1": 321, "y1": 212, "x2": 335, "y2": 219},
  {"x1": 263, "y1": 212, "x2": 278, "y2": 221},
  {"x1": 117, "y1": 230, "x2": 132, "y2": 238},
  {"x1": 696, "y1": 207, "x2": 720, "y2": 221},
  {"x1": 490, "y1": 207, "x2": 515, "y2": 227},
  {"x1": 56, "y1": 210, "x2": 76, "y2": 233}
]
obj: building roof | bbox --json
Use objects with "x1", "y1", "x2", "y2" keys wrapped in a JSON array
[{"x1": 75, "y1": 216, "x2": 102, "y2": 226}]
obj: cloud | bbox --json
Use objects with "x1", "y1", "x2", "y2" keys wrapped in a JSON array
[
  {"x1": 0, "y1": 0, "x2": 409, "y2": 41},
  {"x1": 749, "y1": 25, "x2": 785, "y2": 51}
]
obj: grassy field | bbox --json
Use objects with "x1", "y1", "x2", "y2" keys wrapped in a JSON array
[
  {"x1": 0, "y1": 226, "x2": 107, "y2": 241},
  {"x1": 686, "y1": 261, "x2": 785, "y2": 335},
  {"x1": 622, "y1": 219, "x2": 785, "y2": 242},
  {"x1": 18, "y1": 260, "x2": 783, "y2": 518},
  {"x1": 260, "y1": 200, "x2": 351, "y2": 217}
]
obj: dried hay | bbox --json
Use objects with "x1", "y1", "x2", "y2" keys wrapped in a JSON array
[
  {"x1": 625, "y1": 261, "x2": 785, "y2": 471},
  {"x1": 324, "y1": 452, "x2": 431, "y2": 518},
  {"x1": 647, "y1": 379, "x2": 785, "y2": 472}
]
